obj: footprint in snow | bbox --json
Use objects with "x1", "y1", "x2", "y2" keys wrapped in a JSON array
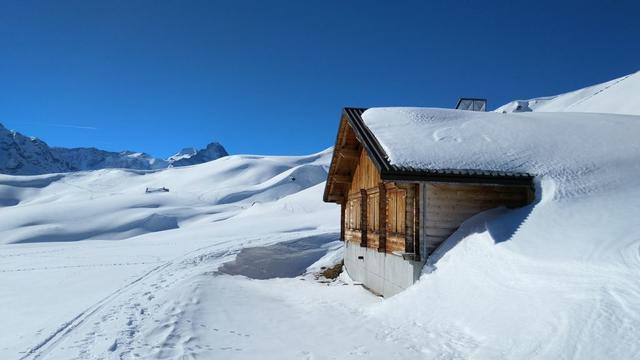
[
  {"x1": 108, "y1": 340, "x2": 118, "y2": 352},
  {"x1": 432, "y1": 127, "x2": 462, "y2": 143}
]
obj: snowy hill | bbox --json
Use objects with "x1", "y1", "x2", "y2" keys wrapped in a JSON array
[
  {"x1": 0, "y1": 149, "x2": 332, "y2": 245},
  {"x1": 496, "y1": 70, "x2": 640, "y2": 115},
  {"x1": 0, "y1": 123, "x2": 228, "y2": 174}
]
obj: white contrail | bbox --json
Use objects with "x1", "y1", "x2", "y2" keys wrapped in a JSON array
[
  {"x1": 45, "y1": 123, "x2": 99, "y2": 130},
  {"x1": 10, "y1": 122, "x2": 99, "y2": 130}
]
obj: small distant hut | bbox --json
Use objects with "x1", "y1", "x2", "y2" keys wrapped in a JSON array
[{"x1": 323, "y1": 105, "x2": 534, "y2": 297}]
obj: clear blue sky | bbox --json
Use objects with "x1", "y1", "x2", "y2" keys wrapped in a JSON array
[{"x1": 1, "y1": 0, "x2": 638, "y2": 158}]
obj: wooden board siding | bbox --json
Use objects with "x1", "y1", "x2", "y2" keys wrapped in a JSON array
[
  {"x1": 385, "y1": 183, "x2": 407, "y2": 253},
  {"x1": 423, "y1": 182, "x2": 533, "y2": 254},
  {"x1": 344, "y1": 150, "x2": 383, "y2": 246},
  {"x1": 366, "y1": 188, "x2": 380, "y2": 249},
  {"x1": 344, "y1": 193, "x2": 361, "y2": 243},
  {"x1": 348, "y1": 150, "x2": 381, "y2": 196}
]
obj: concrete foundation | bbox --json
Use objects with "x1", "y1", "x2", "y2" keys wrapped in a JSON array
[{"x1": 344, "y1": 241, "x2": 423, "y2": 297}]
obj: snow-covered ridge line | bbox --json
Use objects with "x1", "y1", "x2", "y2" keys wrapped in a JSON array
[
  {"x1": 0, "y1": 122, "x2": 228, "y2": 175},
  {"x1": 495, "y1": 70, "x2": 640, "y2": 115}
]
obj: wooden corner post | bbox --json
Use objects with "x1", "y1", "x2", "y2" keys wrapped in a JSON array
[
  {"x1": 404, "y1": 184, "x2": 415, "y2": 257},
  {"x1": 414, "y1": 184, "x2": 421, "y2": 261},
  {"x1": 340, "y1": 201, "x2": 346, "y2": 241},
  {"x1": 378, "y1": 182, "x2": 387, "y2": 253},
  {"x1": 360, "y1": 188, "x2": 368, "y2": 247}
]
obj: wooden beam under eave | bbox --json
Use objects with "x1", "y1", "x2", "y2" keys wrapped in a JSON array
[
  {"x1": 326, "y1": 193, "x2": 344, "y2": 203},
  {"x1": 337, "y1": 148, "x2": 359, "y2": 161},
  {"x1": 333, "y1": 174, "x2": 351, "y2": 184}
]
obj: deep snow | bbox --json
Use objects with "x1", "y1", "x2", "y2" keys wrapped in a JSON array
[{"x1": 2, "y1": 71, "x2": 640, "y2": 359}]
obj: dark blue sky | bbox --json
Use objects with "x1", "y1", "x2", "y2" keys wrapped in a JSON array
[{"x1": 1, "y1": 0, "x2": 638, "y2": 158}]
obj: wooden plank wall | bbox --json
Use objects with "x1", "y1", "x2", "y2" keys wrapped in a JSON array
[
  {"x1": 341, "y1": 149, "x2": 533, "y2": 260},
  {"x1": 366, "y1": 188, "x2": 380, "y2": 249},
  {"x1": 344, "y1": 194, "x2": 361, "y2": 242},
  {"x1": 385, "y1": 184, "x2": 407, "y2": 253},
  {"x1": 349, "y1": 150, "x2": 381, "y2": 196},
  {"x1": 344, "y1": 150, "x2": 383, "y2": 249},
  {"x1": 423, "y1": 182, "x2": 533, "y2": 254}
]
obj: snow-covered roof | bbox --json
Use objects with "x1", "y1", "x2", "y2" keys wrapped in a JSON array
[
  {"x1": 344, "y1": 107, "x2": 531, "y2": 180},
  {"x1": 358, "y1": 107, "x2": 640, "y2": 183},
  {"x1": 326, "y1": 102, "x2": 640, "y2": 204}
]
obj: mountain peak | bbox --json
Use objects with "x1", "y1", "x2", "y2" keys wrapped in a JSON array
[
  {"x1": 0, "y1": 125, "x2": 228, "y2": 175},
  {"x1": 168, "y1": 142, "x2": 228, "y2": 167}
]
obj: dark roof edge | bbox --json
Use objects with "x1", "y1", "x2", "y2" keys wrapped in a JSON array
[
  {"x1": 343, "y1": 107, "x2": 389, "y2": 173},
  {"x1": 382, "y1": 170, "x2": 534, "y2": 186}
]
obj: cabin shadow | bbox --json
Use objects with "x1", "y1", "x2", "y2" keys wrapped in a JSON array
[
  {"x1": 217, "y1": 232, "x2": 340, "y2": 279},
  {"x1": 486, "y1": 204, "x2": 534, "y2": 243},
  {"x1": 426, "y1": 201, "x2": 536, "y2": 268}
]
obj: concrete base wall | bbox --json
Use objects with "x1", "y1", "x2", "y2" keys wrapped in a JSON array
[{"x1": 344, "y1": 241, "x2": 423, "y2": 297}]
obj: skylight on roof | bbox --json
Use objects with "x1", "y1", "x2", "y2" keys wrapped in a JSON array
[{"x1": 455, "y1": 98, "x2": 487, "y2": 112}]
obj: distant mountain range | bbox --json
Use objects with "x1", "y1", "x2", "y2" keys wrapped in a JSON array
[{"x1": 0, "y1": 123, "x2": 228, "y2": 175}]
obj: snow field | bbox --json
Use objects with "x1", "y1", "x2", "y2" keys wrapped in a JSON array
[{"x1": 2, "y1": 71, "x2": 640, "y2": 359}]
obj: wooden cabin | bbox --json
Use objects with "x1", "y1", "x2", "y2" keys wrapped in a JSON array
[{"x1": 323, "y1": 108, "x2": 534, "y2": 297}]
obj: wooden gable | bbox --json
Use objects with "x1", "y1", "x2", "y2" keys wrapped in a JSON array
[{"x1": 324, "y1": 111, "x2": 369, "y2": 204}]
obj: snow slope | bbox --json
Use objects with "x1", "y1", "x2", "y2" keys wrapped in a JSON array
[
  {"x1": 496, "y1": 70, "x2": 640, "y2": 115},
  {"x1": 0, "y1": 149, "x2": 352, "y2": 360},
  {"x1": 0, "y1": 150, "x2": 332, "y2": 245}
]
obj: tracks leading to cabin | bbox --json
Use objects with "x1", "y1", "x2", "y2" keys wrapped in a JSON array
[
  {"x1": 17, "y1": 243, "x2": 235, "y2": 360},
  {"x1": 18, "y1": 262, "x2": 173, "y2": 360}
]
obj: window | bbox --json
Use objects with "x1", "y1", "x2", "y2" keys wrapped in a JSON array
[
  {"x1": 346, "y1": 196, "x2": 361, "y2": 231},
  {"x1": 387, "y1": 188, "x2": 406, "y2": 234},
  {"x1": 367, "y1": 192, "x2": 379, "y2": 232},
  {"x1": 455, "y1": 98, "x2": 487, "y2": 112}
]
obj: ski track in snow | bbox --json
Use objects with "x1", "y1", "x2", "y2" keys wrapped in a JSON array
[
  {"x1": 19, "y1": 244, "x2": 235, "y2": 360},
  {"x1": 564, "y1": 73, "x2": 631, "y2": 110},
  {"x1": 19, "y1": 262, "x2": 173, "y2": 360}
]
